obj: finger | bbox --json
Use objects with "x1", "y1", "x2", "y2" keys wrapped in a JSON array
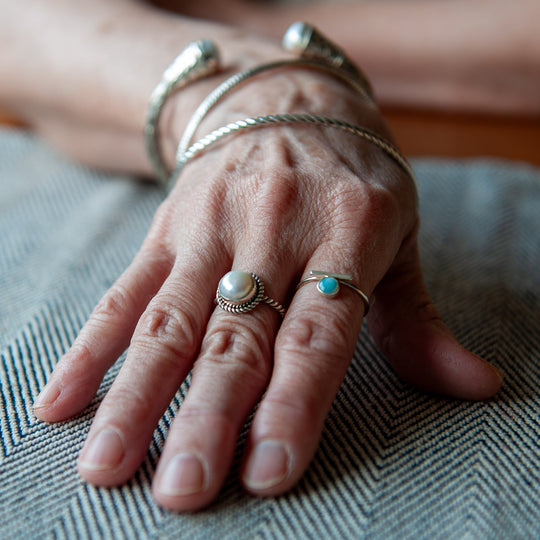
[
  {"x1": 367, "y1": 243, "x2": 503, "y2": 400},
  {"x1": 152, "y1": 265, "x2": 291, "y2": 511},
  {"x1": 76, "y1": 251, "x2": 225, "y2": 487},
  {"x1": 238, "y1": 177, "x2": 406, "y2": 496},
  {"x1": 152, "y1": 301, "x2": 277, "y2": 511},
  {"x1": 241, "y1": 256, "x2": 370, "y2": 496},
  {"x1": 150, "y1": 165, "x2": 313, "y2": 511},
  {"x1": 33, "y1": 241, "x2": 173, "y2": 422}
]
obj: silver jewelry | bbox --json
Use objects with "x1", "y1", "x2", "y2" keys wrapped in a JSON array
[
  {"x1": 144, "y1": 40, "x2": 220, "y2": 185},
  {"x1": 216, "y1": 270, "x2": 286, "y2": 316},
  {"x1": 297, "y1": 271, "x2": 370, "y2": 314},
  {"x1": 282, "y1": 22, "x2": 373, "y2": 99},
  {"x1": 172, "y1": 22, "x2": 373, "y2": 184},
  {"x1": 174, "y1": 58, "x2": 373, "y2": 174},
  {"x1": 174, "y1": 113, "x2": 415, "y2": 183}
]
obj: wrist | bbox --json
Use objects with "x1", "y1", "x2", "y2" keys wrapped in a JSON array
[
  {"x1": 146, "y1": 20, "x2": 394, "y2": 181},
  {"x1": 165, "y1": 65, "x2": 390, "y2": 174}
]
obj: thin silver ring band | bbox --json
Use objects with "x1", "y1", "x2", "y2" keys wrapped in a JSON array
[
  {"x1": 172, "y1": 113, "x2": 415, "y2": 187},
  {"x1": 297, "y1": 271, "x2": 370, "y2": 314}
]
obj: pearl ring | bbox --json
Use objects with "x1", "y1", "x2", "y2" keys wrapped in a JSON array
[{"x1": 216, "y1": 271, "x2": 286, "y2": 316}]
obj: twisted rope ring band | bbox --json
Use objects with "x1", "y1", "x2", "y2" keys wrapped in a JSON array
[
  {"x1": 172, "y1": 113, "x2": 415, "y2": 186},
  {"x1": 217, "y1": 270, "x2": 286, "y2": 317}
]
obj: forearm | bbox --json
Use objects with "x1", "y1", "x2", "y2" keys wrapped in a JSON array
[
  {"x1": 0, "y1": 0, "x2": 283, "y2": 174},
  {"x1": 222, "y1": 0, "x2": 540, "y2": 115}
]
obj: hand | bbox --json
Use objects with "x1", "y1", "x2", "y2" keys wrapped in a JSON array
[{"x1": 33, "y1": 67, "x2": 501, "y2": 512}]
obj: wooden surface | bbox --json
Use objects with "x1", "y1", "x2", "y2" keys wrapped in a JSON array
[
  {"x1": 2, "y1": 108, "x2": 539, "y2": 166},
  {"x1": 384, "y1": 108, "x2": 540, "y2": 166},
  {"x1": 0, "y1": 111, "x2": 19, "y2": 126}
]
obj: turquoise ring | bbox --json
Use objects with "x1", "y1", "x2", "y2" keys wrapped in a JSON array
[{"x1": 297, "y1": 271, "x2": 370, "y2": 314}]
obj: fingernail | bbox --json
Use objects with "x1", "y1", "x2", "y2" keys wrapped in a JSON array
[
  {"x1": 33, "y1": 382, "x2": 61, "y2": 410},
  {"x1": 79, "y1": 428, "x2": 125, "y2": 471},
  {"x1": 158, "y1": 452, "x2": 207, "y2": 496},
  {"x1": 243, "y1": 440, "x2": 290, "y2": 490}
]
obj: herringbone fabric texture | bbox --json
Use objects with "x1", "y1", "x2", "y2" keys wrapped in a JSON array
[{"x1": 0, "y1": 128, "x2": 538, "y2": 539}]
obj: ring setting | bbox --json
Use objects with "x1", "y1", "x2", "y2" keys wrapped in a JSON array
[
  {"x1": 216, "y1": 270, "x2": 286, "y2": 316},
  {"x1": 316, "y1": 276, "x2": 341, "y2": 297}
]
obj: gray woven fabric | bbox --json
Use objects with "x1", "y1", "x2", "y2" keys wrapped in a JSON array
[{"x1": 0, "y1": 127, "x2": 539, "y2": 539}]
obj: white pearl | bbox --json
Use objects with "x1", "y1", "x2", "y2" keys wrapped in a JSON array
[
  {"x1": 282, "y1": 22, "x2": 309, "y2": 54},
  {"x1": 218, "y1": 271, "x2": 255, "y2": 303}
]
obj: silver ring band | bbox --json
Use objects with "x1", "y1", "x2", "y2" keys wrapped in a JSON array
[
  {"x1": 297, "y1": 271, "x2": 370, "y2": 314},
  {"x1": 216, "y1": 270, "x2": 286, "y2": 317}
]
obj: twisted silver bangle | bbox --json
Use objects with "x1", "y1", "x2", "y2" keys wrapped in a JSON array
[
  {"x1": 175, "y1": 58, "x2": 374, "y2": 170},
  {"x1": 171, "y1": 113, "x2": 415, "y2": 187},
  {"x1": 144, "y1": 40, "x2": 220, "y2": 185}
]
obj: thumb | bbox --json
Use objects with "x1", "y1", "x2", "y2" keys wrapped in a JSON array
[{"x1": 368, "y1": 244, "x2": 502, "y2": 400}]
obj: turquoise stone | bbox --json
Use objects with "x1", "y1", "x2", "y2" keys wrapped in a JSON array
[{"x1": 317, "y1": 277, "x2": 339, "y2": 297}]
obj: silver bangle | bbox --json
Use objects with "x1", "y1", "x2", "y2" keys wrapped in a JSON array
[
  {"x1": 282, "y1": 22, "x2": 373, "y2": 98},
  {"x1": 175, "y1": 58, "x2": 374, "y2": 169},
  {"x1": 174, "y1": 22, "x2": 373, "y2": 180},
  {"x1": 144, "y1": 40, "x2": 220, "y2": 185},
  {"x1": 172, "y1": 113, "x2": 415, "y2": 185}
]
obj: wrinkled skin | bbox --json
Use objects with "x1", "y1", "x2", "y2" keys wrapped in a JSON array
[{"x1": 32, "y1": 68, "x2": 501, "y2": 512}]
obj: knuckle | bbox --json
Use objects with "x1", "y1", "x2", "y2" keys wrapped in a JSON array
[
  {"x1": 198, "y1": 321, "x2": 272, "y2": 380},
  {"x1": 175, "y1": 405, "x2": 238, "y2": 435},
  {"x1": 134, "y1": 299, "x2": 200, "y2": 359},
  {"x1": 138, "y1": 240, "x2": 174, "y2": 275},
  {"x1": 414, "y1": 300, "x2": 444, "y2": 326},
  {"x1": 333, "y1": 184, "x2": 401, "y2": 231},
  {"x1": 278, "y1": 310, "x2": 349, "y2": 359},
  {"x1": 366, "y1": 185, "x2": 402, "y2": 220},
  {"x1": 255, "y1": 173, "x2": 300, "y2": 218},
  {"x1": 103, "y1": 381, "x2": 151, "y2": 418},
  {"x1": 377, "y1": 299, "x2": 444, "y2": 359},
  {"x1": 54, "y1": 340, "x2": 105, "y2": 395},
  {"x1": 92, "y1": 284, "x2": 132, "y2": 323},
  {"x1": 67, "y1": 340, "x2": 94, "y2": 366},
  {"x1": 259, "y1": 392, "x2": 320, "y2": 427},
  {"x1": 248, "y1": 173, "x2": 302, "y2": 239},
  {"x1": 55, "y1": 340, "x2": 94, "y2": 381}
]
